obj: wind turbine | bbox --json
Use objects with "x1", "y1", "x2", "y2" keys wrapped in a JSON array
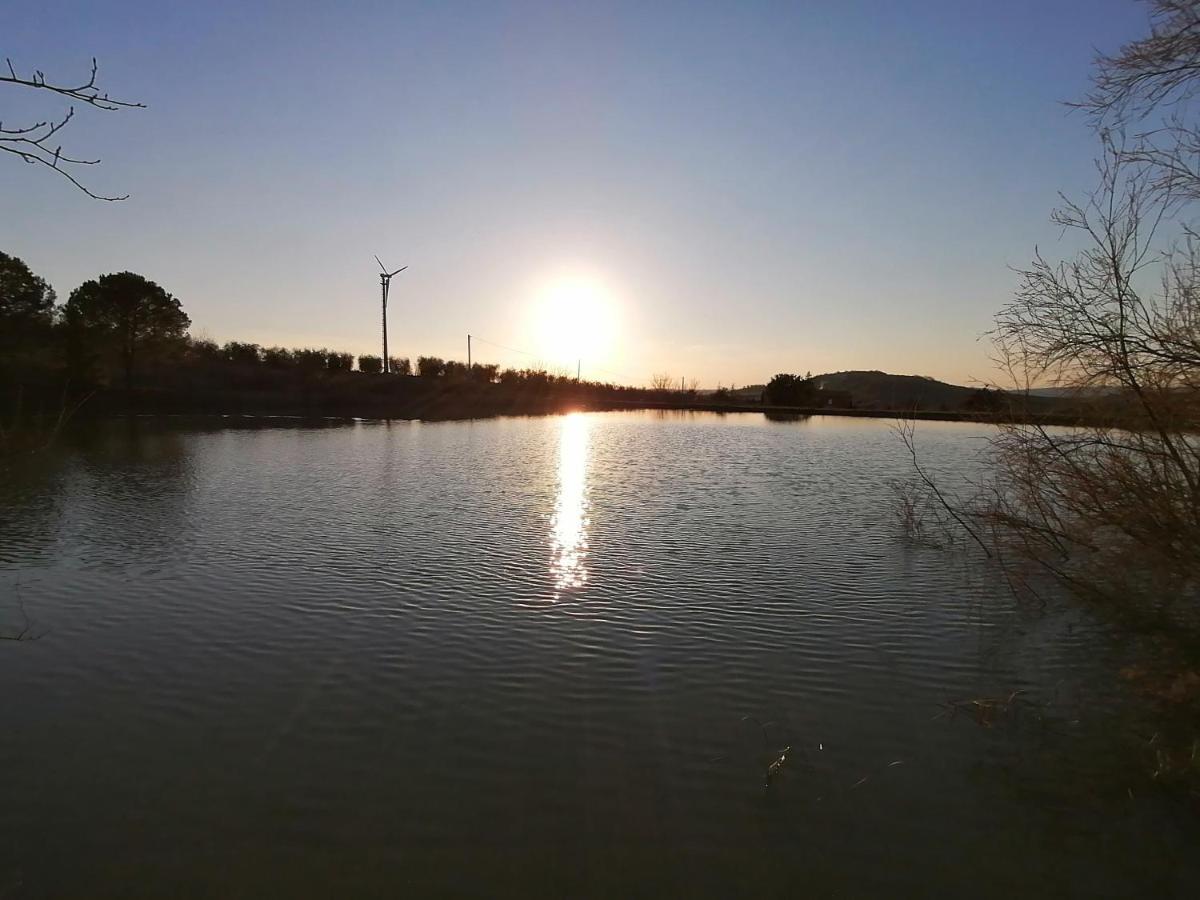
[{"x1": 375, "y1": 256, "x2": 408, "y2": 374}]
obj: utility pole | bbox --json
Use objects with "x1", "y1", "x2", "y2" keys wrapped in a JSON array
[
  {"x1": 467, "y1": 334, "x2": 472, "y2": 369},
  {"x1": 374, "y1": 256, "x2": 408, "y2": 374}
]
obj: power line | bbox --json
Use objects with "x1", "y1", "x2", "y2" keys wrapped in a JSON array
[
  {"x1": 470, "y1": 335, "x2": 540, "y2": 359},
  {"x1": 590, "y1": 364, "x2": 639, "y2": 385}
]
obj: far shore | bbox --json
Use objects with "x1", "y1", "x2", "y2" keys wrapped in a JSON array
[{"x1": 38, "y1": 381, "x2": 1100, "y2": 429}]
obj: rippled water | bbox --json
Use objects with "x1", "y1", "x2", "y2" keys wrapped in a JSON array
[{"x1": 0, "y1": 411, "x2": 1195, "y2": 898}]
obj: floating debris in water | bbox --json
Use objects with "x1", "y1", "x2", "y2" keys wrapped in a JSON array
[
  {"x1": 935, "y1": 690, "x2": 1027, "y2": 727},
  {"x1": 741, "y1": 715, "x2": 794, "y2": 789},
  {"x1": 766, "y1": 745, "x2": 791, "y2": 787}
]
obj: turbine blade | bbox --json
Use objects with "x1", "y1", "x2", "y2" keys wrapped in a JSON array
[
  {"x1": 389, "y1": 266, "x2": 408, "y2": 276},
  {"x1": 374, "y1": 255, "x2": 387, "y2": 273}
]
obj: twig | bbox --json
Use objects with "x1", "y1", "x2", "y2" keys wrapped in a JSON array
[{"x1": 1, "y1": 57, "x2": 143, "y2": 200}]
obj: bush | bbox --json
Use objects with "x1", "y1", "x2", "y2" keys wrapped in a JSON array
[
  {"x1": 262, "y1": 346, "x2": 293, "y2": 367},
  {"x1": 417, "y1": 356, "x2": 445, "y2": 377},
  {"x1": 292, "y1": 348, "x2": 327, "y2": 372},
  {"x1": 765, "y1": 373, "x2": 815, "y2": 405},
  {"x1": 962, "y1": 387, "x2": 1003, "y2": 413},
  {"x1": 187, "y1": 338, "x2": 221, "y2": 361},
  {"x1": 326, "y1": 351, "x2": 353, "y2": 372},
  {"x1": 358, "y1": 354, "x2": 382, "y2": 374},
  {"x1": 222, "y1": 341, "x2": 262, "y2": 365}
]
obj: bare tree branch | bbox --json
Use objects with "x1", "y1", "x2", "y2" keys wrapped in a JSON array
[
  {"x1": 1077, "y1": 1, "x2": 1200, "y2": 125},
  {"x1": 901, "y1": 137, "x2": 1200, "y2": 618},
  {"x1": 1, "y1": 56, "x2": 144, "y2": 200}
]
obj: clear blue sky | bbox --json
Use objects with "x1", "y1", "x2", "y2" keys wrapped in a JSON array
[{"x1": 2, "y1": 0, "x2": 1148, "y2": 386}]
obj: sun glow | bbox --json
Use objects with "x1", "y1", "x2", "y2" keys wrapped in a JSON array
[{"x1": 529, "y1": 274, "x2": 619, "y2": 371}]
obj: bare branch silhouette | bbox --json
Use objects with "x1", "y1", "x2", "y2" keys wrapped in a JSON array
[
  {"x1": 1077, "y1": 1, "x2": 1200, "y2": 125},
  {"x1": 895, "y1": 3, "x2": 1200, "y2": 622},
  {"x1": 1, "y1": 56, "x2": 144, "y2": 200}
]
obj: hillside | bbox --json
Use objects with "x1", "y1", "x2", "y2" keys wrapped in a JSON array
[{"x1": 809, "y1": 370, "x2": 1058, "y2": 412}]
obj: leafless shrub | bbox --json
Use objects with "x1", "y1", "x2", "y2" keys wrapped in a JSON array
[
  {"x1": 972, "y1": 141, "x2": 1200, "y2": 620},
  {"x1": 898, "y1": 5, "x2": 1200, "y2": 627},
  {"x1": 893, "y1": 418, "x2": 995, "y2": 556}
]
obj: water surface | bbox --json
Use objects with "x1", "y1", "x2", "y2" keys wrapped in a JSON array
[{"x1": 0, "y1": 412, "x2": 1193, "y2": 898}]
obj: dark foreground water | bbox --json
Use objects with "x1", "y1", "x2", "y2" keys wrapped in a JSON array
[{"x1": 0, "y1": 411, "x2": 1195, "y2": 898}]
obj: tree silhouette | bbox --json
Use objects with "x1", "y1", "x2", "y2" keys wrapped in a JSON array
[
  {"x1": 325, "y1": 351, "x2": 353, "y2": 372},
  {"x1": 222, "y1": 341, "x2": 262, "y2": 365},
  {"x1": 64, "y1": 272, "x2": 189, "y2": 390},
  {"x1": 417, "y1": 356, "x2": 446, "y2": 377},
  {"x1": 765, "y1": 373, "x2": 814, "y2": 406},
  {"x1": 0, "y1": 251, "x2": 55, "y2": 332},
  {"x1": 902, "y1": 0, "x2": 1200, "y2": 618}
]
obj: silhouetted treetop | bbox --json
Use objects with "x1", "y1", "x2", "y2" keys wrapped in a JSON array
[
  {"x1": 417, "y1": 356, "x2": 446, "y2": 377},
  {"x1": 64, "y1": 272, "x2": 188, "y2": 389},
  {"x1": 765, "y1": 373, "x2": 815, "y2": 406},
  {"x1": 0, "y1": 251, "x2": 56, "y2": 330}
]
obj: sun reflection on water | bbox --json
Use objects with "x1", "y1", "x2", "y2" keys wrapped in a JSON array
[{"x1": 549, "y1": 412, "x2": 590, "y2": 596}]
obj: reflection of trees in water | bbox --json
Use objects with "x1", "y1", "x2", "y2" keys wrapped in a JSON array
[
  {"x1": 0, "y1": 419, "x2": 202, "y2": 574},
  {"x1": 3, "y1": 417, "x2": 358, "y2": 573},
  {"x1": 64, "y1": 419, "x2": 198, "y2": 559},
  {"x1": 0, "y1": 449, "x2": 72, "y2": 569}
]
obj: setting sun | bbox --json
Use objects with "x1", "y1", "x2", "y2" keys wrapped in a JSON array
[{"x1": 528, "y1": 274, "x2": 619, "y2": 371}]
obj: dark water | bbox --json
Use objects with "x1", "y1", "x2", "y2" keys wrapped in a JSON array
[{"x1": 0, "y1": 411, "x2": 1194, "y2": 898}]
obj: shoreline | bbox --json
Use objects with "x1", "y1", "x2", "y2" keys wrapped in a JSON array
[{"x1": 56, "y1": 390, "x2": 1095, "y2": 428}]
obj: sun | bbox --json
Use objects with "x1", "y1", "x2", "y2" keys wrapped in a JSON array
[{"x1": 529, "y1": 275, "x2": 619, "y2": 370}]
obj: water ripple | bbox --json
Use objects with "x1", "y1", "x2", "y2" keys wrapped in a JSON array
[{"x1": 0, "y1": 412, "x2": 1192, "y2": 898}]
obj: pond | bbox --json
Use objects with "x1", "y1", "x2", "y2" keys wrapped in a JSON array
[{"x1": 0, "y1": 411, "x2": 1194, "y2": 898}]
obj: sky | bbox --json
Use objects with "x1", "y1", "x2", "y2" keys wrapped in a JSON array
[{"x1": 2, "y1": 0, "x2": 1151, "y2": 387}]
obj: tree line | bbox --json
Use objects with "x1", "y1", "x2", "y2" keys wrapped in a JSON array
[
  {"x1": 0, "y1": 252, "x2": 395, "y2": 390},
  {"x1": 1, "y1": 255, "x2": 186, "y2": 390},
  {"x1": 0, "y1": 252, "x2": 662, "y2": 401}
]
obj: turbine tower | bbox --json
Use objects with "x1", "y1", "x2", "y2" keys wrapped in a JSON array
[{"x1": 374, "y1": 256, "x2": 408, "y2": 374}]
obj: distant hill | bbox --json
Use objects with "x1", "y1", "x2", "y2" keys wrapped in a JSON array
[
  {"x1": 808, "y1": 370, "x2": 1061, "y2": 412},
  {"x1": 728, "y1": 384, "x2": 765, "y2": 401},
  {"x1": 810, "y1": 371, "x2": 976, "y2": 409}
]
